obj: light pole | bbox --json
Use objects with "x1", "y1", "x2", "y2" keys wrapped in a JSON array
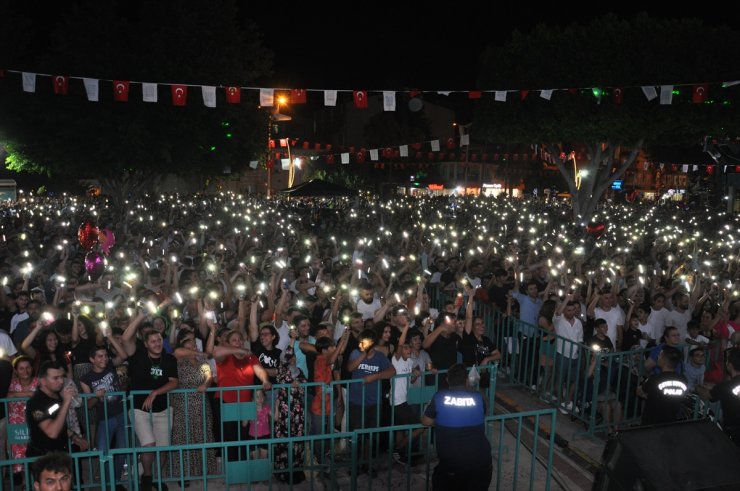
[{"x1": 266, "y1": 96, "x2": 291, "y2": 197}]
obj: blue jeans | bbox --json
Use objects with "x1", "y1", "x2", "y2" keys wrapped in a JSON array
[{"x1": 96, "y1": 412, "x2": 127, "y2": 481}]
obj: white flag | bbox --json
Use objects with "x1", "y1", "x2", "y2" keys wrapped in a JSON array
[
  {"x1": 383, "y1": 91, "x2": 396, "y2": 111},
  {"x1": 461, "y1": 134, "x2": 470, "y2": 146},
  {"x1": 437, "y1": 91, "x2": 451, "y2": 96},
  {"x1": 540, "y1": 89, "x2": 553, "y2": 100},
  {"x1": 431, "y1": 140, "x2": 440, "y2": 152},
  {"x1": 693, "y1": 165, "x2": 698, "y2": 171},
  {"x1": 643, "y1": 162, "x2": 649, "y2": 171},
  {"x1": 324, "y1": 90, "x2": 337, "y2": 106},
  {"x1": 281, "y1": 159, "x2": 290, "y2": 170},
  {"x1": 260, "y1": 89, "x2": 274, "y2": 107},
  {"x1": 201, "y1": 86, "x2": 216, "y2": 108},
  {"x1": 341, "y1": 152, "x2": 350, "y2": 165},
  {"x1": 494, "y1": 91, "x2": 507, "y2": 102},
  {"x1": 641, "y1": 86, "x2": 658, "y2": 101},
  {"x1": 370, "y1": 149, "x2": 379, "y2": 161},
  {"x1": 682, "y1": 165, "x2": 689, "y2": 173},
  {"x1": 21, "y1": 72, "x2": 36, "y2": 93},
  {"x1": 82, "y1": 78, "x2": 99, "y2": 102},
  {"x1": 399, "y1": 145, "x2": 408, "y2": 157},
  {"x1": 249, "y1": 161, "x2": 259, "y2": 169},
  {"x1": 660, "y1": 85, "x2": 673, "y2": 105},
  {"x1": 142, "y1": 83, "x2": 158, "y2": 103}
]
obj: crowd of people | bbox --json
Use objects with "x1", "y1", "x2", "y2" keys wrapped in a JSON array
[{"x1": 0, "y1": 191, "x2": 739, "y2": 490}]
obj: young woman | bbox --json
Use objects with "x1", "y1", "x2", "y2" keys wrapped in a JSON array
[{"x1": 7, "y1": 356, "x2": 39, "y2": 482}]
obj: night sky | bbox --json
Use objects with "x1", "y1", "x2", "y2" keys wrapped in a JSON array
[{"x1": 246, "y1": 7, "x2": 740, "y2": 90}]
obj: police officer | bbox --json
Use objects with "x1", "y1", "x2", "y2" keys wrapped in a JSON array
[
  {"x1": 422, "y1": 363, "x2": 492, "y2": 491},
  {"x1": 638, "y1": 345, "x2": 688, "y2": 425}
]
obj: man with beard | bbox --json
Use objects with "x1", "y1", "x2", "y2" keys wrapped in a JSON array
[{"x1": 11, "y1": 299, "x2": 41, "y2": 347}]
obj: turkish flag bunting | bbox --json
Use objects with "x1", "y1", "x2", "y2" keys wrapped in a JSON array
[
  {"x1": 314, "y1": 143, "x2": 322, "y2": 150},
  {"x1": 411, "y1": 142, "x2": 422, "y2": 151},
  {"x1": 446, "y1": 137, "x2": 456, "y2": 150},
  {"x1": 302, "y1": 142, "x2": 310, "y2": 150},
  {"x1": 353, "y1": 90, "x2": 368, "y2": 109},
  {"x1": 326, "y1": 144, "x2": 332, "y2": 151},
  {"x1": 520, "y1": 90, "x2": 529, "y2": 101},
  {"x1": 266, "y1": 159, "x2": 274, "y2": 169},
  {"x1": 468, "y1": 91, "x2": 482, "y2": 99},
  {"x1": 113, "y1": 80, "x2": 130, "y2": 102},
  {"x1": 613, "y1": 87, "x2": 624, "y2": 105},
  {"x1": 225, "y1": 86, "x2": 241, "y2": 104},
  {"x1": 357, "y1": 149, "x2": 366, "y2": 163},
  {"x1": 326, "y1": 154, "x2": 335, "y2": 164},
  {"x1": 52, "y1": 75, "x2": 69, "y2": 95},
  {"x1": 290, "y1": 89, "x2": 307, "y2": 104},
  {"x1": 692, "y1": 84, "x2": 708, "y2": 103},
  {"x1": 268, "y1": 139, "x2": 276, "y2": 149},
  {"x1": 279, "y1": 139, "x2": 288, "y2": 148},
  {"x1": 171, "y1": 85, "x2": 188, "y2": 106}
]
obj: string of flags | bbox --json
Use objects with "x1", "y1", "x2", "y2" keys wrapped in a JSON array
[{"x1": 2, "y1": 68, "x2": 739, "y2": 108}]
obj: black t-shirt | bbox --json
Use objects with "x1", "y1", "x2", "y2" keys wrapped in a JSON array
[
  {"x1": 252, "y1": 344, "x2": 282, "y2": 383},
  {"x1": 487, "y1": 284, "x2": 509, "y2": 311},
  {"x1": 80, "y1": 362, "x2": 124, "y2": 421},
  {"x1": 622, "y1": 327, "x2": 643, "y2": 351},
  {"x1": 26, "y1": 389, "x2": 68, "y2": 456},
  {"x1": 710, "y1": 374, "x2": 740, "y2": 433},
  {"x1": 590, "y1": 336, "x2": 615, "y2": 394},
  {"x1": 460, "y1": 332, "x2": 496, "y2": 389},
  {"x1": 340, "y1": 334, "x2": 360, "y2": 380},
  {"x1": 641, "y1": 371, "x2": 688, "y2": 425},
  {"x1": 427, "y1": 332, "x2": 461, "y2": 374},
  {"x1": 128, "y1": 348, "x2": 178, "y2": 412}
]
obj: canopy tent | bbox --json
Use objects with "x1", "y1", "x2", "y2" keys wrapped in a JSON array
[{"x1": 279, "y1": 179, "x2": 357, "y2": 197}]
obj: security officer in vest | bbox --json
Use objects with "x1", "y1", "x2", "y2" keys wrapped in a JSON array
[{"x1": 422, "y1": 363, "x2": 492, "y2": 490}]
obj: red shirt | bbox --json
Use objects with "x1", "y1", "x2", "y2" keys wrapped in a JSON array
[
  {"x1": 216, "y1": 354, "x2": 260, "y2": 402},
  {"x1": 311, "y1": 356, "x2": 333, "y2": 416}
]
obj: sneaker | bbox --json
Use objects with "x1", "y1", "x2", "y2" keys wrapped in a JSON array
[
  {"x1": 529, "y1": 384, "x2": 538, "y2": 392},
  {"x1": 392, "y1": 451, "x2": 408, "y2": 464},
  {"x1": 558, "y1": 403, "x2": 568, "y2": 415}
]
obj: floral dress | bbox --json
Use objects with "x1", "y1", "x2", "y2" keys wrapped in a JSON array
[
  {"x1": 8, "y1": 377, "x2": 39, "y2": 473},
  {"x1": 273, "y1": 365, "x2": 307, "y2": 482},
  {"x1": 170, "y1": 356, "x2": 217, "y2": 477}
]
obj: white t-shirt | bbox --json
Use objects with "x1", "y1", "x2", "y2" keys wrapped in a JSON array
[
  {"x1": 391, "y1": 356, "x2": 414, "y2": 406},
  {"x1": 648, "y1": 307, "x2": 670, "y2": 337},
  {"x1": 638, "y1": 320, "x2": 660, "y2": 342},
  {"x1": 355, "y1": 296, "x2": 381, "y2": 321},
  {"x1": 0, "y1": 330, "x2": 18, "y2": 357},
  {"x1": 666, "y1": 308, "x2": 693, "y2": 340}
]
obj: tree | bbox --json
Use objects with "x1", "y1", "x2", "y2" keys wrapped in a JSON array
[
  {"x1": 475, "y1": 14, "x2": 740, "y2": 222},
  {"x1": 0, "y1": 0, "x2": 273, "y2": 209}
]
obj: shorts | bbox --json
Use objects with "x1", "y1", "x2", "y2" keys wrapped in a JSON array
[
  {"x1": 131, "y1": 408, "x2": 172, "y2": 447},
  {"x1": 393, "y1": 402, "x2": 420, "y2": 425}
]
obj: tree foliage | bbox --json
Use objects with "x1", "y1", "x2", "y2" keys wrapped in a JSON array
[
  {"x1": 0, "y1": 0, "x2": 273, "y2": 186},
  {"x1": 475, "y1": 14, "x2": 740, "y2": 220}
]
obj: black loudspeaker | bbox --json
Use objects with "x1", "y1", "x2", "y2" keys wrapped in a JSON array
[{"x1": 593, "y1": 419, "x2": 740, "y2": 491}]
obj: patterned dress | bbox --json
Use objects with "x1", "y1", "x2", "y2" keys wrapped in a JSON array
[
  {"x1": 8, "y1": 377, "x2": 39, "y2": 474},
  {"x1": 273, "y1": 365, "x2": 307, "y2": 482},
  {"x1": 170, "y1": 356, "x2": 217, "y2": 477}
]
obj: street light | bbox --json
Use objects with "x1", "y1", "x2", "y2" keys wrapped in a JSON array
[{"x1": 266, "y1": 96, "x2": 292, "y2": 197}]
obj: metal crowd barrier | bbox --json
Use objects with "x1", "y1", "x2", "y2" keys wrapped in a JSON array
[{"x1": 0, "y1": 407, "x2": 557, "y2": 491}]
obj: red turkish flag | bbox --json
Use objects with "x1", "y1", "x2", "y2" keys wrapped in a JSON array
[
  {"x1": 266, "y1": 159, "x2": 274, "y2": 169},
  {"x1": 520, "y1": 90, "x2": 529, "y2": 101},
  {"x1": 113, "y1": 80, "x2": 130, "y2": 102},
  {"x1": 314, "y1": 143, "x2": 322, "y2": 150},
  {"x1": 268, "y1": 139, "x2": 276, "y2": 149},
  {"x1": 225, "y1": 86, "x2": 241, "y2": 104},
  {"x1": 290, "y1": 89, "x2": 307, "y2": 104},
  {"x1": 613, "y1": 87, "x2": 624, "y2": 105},
  {"x1": 357, "y1": 149, "x2": 366, "y2": 163},
  {"x1": 446, "y1": 137, "x2": 456, "y2": 150},
  {"x1": 411, "y1": 142, "x2": 422, "y2": 151},
  {"x1": 692, "y1": 84, "x2": 708, "y2": 103},
  {"x1": 325, "y1": 154, "x2": 335, "y2": 164},
  {"x1": 326, "y1": 144, "x2": 332, "y2": 151},
  {"x1": 706, "y1": 165, "x2": 714, "y2": 175},
  {"x1": 382, "y1": 148, "x2": 393, "y2": 158},
  {"x1": 302, "y1": 142, "x2": 310, "y2": 150},
  {"x1": 52, "y1": 75, "x2": 69, "y2": 95},
  {"x1": 353, "y1": 90, "x2": 368, "y2": 108},
  {"x1": 171, "y1": 85, "x2": 187, "y2": 106},
  {"x1": 468, "y1": 91, "x2": 482, "y2": 99}
]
